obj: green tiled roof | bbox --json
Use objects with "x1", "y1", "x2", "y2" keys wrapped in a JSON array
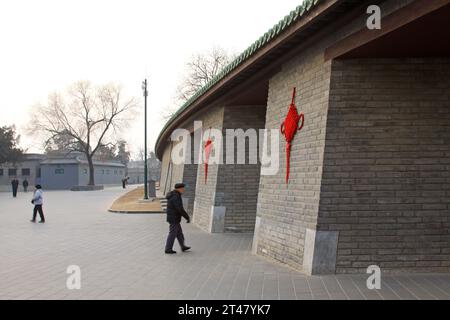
[{"x1": 156, "y1": 0, "x2": 324, "y2": 153}]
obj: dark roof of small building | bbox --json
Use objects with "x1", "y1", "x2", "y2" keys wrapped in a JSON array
[
  {"x1": 23, "y1": 153, "x2": 47, "y2": 161},
  {"x1": 40, "y1": 157, "x2": 125, "y2": 168}
]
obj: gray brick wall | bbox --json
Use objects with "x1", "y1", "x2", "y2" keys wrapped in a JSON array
[
  {"x1": 321, "y1": 58, "x2": 450, "y2": 273},
  {"x1": 190, "y1": 105, "x2": 266, "y2": 233},
  {"x1": 183, "y1": 170, "x2": 199, "y2": 215},
  {"x1": 156, "y1": 0, "x2": 447, "y2": 274},
  {"x1": 183, "y1": 132, "x2": 198, "y2": 216},
  {"x1": 218, "y1": 105, "x2": 266, "y2": 233},
  {"x1": 159, "y1": 144, "x2": 172, "y2": 196},
  {"x1": 170, "y1": 157, "x2": 185, "y2": 192},
  {"x1": 193, "y1": 105, "x2": 225, "y2": 231},
  {"x1": 160, "y1": 144, "x2": 186, "y2": 195},
  {"x1": 255, "y1": 46, "x2": 333, "y2": 271},
  {"x1": 253, "y1": 0, "x2": 423, "y2": 274},
  {"x1": 159, "y1": 131, "x2": 198, "y2": 215}
]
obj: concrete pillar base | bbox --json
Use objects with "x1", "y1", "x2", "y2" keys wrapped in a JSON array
[
  {"x1": 209, "y1": 206, "x2": 226, "y2": 233},
  {"x1": 251, "y1": 216, "x2": 261, "y2": 254},
  {"x1": 303, "y1": 229, "x2": 339, "y2": 275}
]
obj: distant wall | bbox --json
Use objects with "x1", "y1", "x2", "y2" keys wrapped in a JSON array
[
  {"x1": 0, "y1": 159, "x2": 41, "y2": 192},
  {"x1": 40, "y1": 164, "x2": 79, "y2": 190},
  {"x1": 78, "y1": 165, "x2": 124, "y2": 186}
]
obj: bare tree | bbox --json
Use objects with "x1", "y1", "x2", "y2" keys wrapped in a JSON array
[
  {"x1": 44, "y1": 129, "x2": 83, "y2": 154},
  {"x1": 29, "y1": 81, "x2": 138, "y2": 186},
  {"x1": 136, "y1": 147, "x2": 145, "y2": 162},
  {"x1": 162, "y1": 47, "x2": 236, "y2": 120}
]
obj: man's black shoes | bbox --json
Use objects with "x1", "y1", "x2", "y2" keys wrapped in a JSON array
[
  {"x1": 165, "y1": 247, "x2": 190, "y2": 253},
  {"x1": 30, "y1": 220, "x2": 45, "y2": 223}
]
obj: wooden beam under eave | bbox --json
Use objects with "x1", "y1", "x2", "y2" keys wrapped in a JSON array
[{"x1": 324, "y1": 0, "x2": 450, "y2": 61}]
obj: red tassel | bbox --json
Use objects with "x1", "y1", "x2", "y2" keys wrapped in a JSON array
[
  {"x1": 204, "y1": 137, "x2": 213, "y2": 183},
  {"x1": 286, "y1": 142, "x2": 291, "y2": 184},
  {"x1": 280, "y1": 87, "x2": 305, "y2": 184}
]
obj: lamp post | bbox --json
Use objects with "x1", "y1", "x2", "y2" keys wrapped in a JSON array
[{"x1": 142, "y1": 79, "x2": 149, "y2": 200}]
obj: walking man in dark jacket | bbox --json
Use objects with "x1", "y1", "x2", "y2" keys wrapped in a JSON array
[
  {"x1": 11, "y1": 178, "x2": 19, "y2": 197},
  {"x1": 165, "y1": 183, "x2": 191, "y2": 254},
  {"x1": 23, "y1": 179, "x2": 29, "y2": 192}
]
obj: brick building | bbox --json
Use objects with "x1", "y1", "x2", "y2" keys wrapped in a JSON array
[{"x1": 155, "y1": 0, "x2": 450, "y2": 274}]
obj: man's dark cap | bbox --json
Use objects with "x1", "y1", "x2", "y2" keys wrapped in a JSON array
[
  {"x1": 35, "y1": 185, "x2": 42, "y2": 189},
  {"x1": 174, "y1": 183, "x2": 185, "y2": 189}
]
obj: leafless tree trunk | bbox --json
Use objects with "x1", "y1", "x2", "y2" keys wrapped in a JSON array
[
  {"x1": 87, "y1": 154, "x2": 95, "y2": 185},
  {"x1": 29, "y1": 81, "x2": 138, "y2": 186},
  {"x1": 137, "y1": 147, "x2": 145, "y2": 161}
]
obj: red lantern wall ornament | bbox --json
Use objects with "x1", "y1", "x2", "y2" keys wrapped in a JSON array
[
  {"x1": 280, "y1": 87, "x2": 305, "y2": 184},
  {"x1": 204, "y1": 127, "x2": 213, "y2": 184}
]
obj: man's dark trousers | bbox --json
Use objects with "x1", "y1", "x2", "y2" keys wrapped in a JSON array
[
  {"x1": 12, "y1": 186, "x2": 18, "y2": 197},
  {"x1": 32, "y1": 205, "x2": 45, "y2": 222},
  {"x1": 165, "y1": 223, "x2": 185, "y2": 251}
]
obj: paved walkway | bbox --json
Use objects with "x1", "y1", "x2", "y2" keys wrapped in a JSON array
[
  {"x1": 1, "y1": 188, "x2": 449, "y2": 300},
  {"x1": 109, "y1": 186, "x2": 162, "y2": 213}
]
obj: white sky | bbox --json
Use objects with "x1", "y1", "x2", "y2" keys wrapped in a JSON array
[{"x1": 0, "y1": 0, "x2": 302, "y2": 158}]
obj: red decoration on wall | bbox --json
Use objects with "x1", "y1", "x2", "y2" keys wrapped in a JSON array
[
  {"x1": 280, "y1": 87, "x2": 305, "y2": 184},
  {"x1": 204, "y1": 128, "x2": 213, "y2": 183}
]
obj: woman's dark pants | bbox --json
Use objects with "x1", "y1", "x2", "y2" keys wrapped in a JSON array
[{"x1": 32, "y1": 205, "x2": 45, "y2": 222}]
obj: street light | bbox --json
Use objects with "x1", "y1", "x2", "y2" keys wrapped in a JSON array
[{"x1": 142, "y1": 79, "x2": 149, "y2": 200}]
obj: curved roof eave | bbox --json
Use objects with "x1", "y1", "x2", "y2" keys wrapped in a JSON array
[{"x1": 155, "y1": 0, "x2": 337, "y2": 160}]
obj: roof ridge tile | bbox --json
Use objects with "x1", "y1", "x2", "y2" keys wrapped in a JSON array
[{"x1": 156, "y1": 0, "x2": 326, "y2": 154}]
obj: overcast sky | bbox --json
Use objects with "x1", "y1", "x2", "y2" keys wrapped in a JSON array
[{"x1": 0, "y1": 0, "x2": 302, "y2": 158}]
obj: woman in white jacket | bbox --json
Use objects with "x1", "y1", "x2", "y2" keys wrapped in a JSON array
[{"x1": 30, "y1": 185, "x2": 45, "y2": 223}]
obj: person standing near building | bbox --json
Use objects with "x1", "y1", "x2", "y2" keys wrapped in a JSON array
[
  {"x1": 11, "y1": 178, "x2": 19, "y2": 197},
  {"x1": 30, "y1": 185, "x2": 45, "y2": 223},
  {"x1": 164, "y1": 183, "x2": 191, "y2": 254},
  {"x1": 23, "y1": 179, "x2": 29, "y2": 192}
]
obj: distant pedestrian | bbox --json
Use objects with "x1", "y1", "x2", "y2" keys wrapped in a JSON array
[
  {"x1": 122, "y1": 177, "x2": 127, "y2": 189},
  {"x1": 11, "y1": 178, "x2": 19, "y2": 197},
  {"x1": 165, "y1": 183, "x2": 191, "y2": 254},
  {"x1": 23, "y1": 179, "x2": 29, "y2": 192},
  {"x1": 30, "y1": 185, "x2": 45, "y2": 223}
]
